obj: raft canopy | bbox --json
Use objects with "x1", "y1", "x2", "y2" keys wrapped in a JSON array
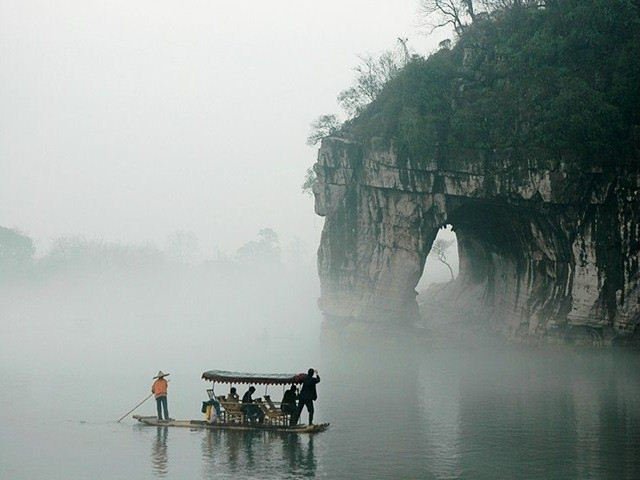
[{"x1": 202, "y1": 369, "x2": 307, "y2": 385}]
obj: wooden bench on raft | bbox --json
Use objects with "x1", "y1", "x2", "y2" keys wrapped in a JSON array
[
  {"x1": 214, "y1": 392, "x2": 292, "y2": 426},
  {"x1": 261, "y1": 395, "x2": 291, "y2": 426},
  {"x1": 217, "y1": 395, "x2": 245, "y2": 423}
]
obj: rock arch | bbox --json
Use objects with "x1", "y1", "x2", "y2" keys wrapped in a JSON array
[{"x1": 313, "y1": 137, "x2": 640, "y2": 342}]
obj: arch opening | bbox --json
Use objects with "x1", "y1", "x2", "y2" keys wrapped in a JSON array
[
  {"x1": 416, "y1": 201, "x2": 573, "y2": 337},
  {"x1": 417, "y1": 225, "x2": 458, "y2": 292}
]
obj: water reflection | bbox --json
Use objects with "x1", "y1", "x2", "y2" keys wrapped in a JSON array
[
  {"x1": 200, "y1": 430, "x2": 317, "y2": 478},
  {"x1": 283, "y1": 435, "x2": 316, "y2": 476},
  {"x1": 320, "y1": 330, "x2": 640, "y2": 479},
  {"x1": 418, "y1": 352, "x2": 463, "y2": 479},
  {"x1": 122, "y1": 333, "x2": 639, "y2": 479},
  {"x1": 447, "y1": 349, "x2": 640, "y2": 479},
  {"x1": 321, "y1": 331, "x2": 432, "y2": 478},
  {"x1": 151, "y1": 426, "x2": 169, "y2": 477}
]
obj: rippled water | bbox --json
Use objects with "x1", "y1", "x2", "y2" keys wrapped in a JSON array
[{"x1": 1, "y1": 307, "x2": 639, "y2": 479}]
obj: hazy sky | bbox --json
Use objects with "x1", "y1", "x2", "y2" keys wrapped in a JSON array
[{"x1": 1, "y1": 0, "x2": 448, "y2": 256}]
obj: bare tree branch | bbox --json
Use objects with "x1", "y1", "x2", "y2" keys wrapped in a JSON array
[
  {"x1": 429, "y1": 238, "x2": 456, "y2": 281},
  {"x1": 420, "y1": 0, "x2": 545, "y2": 35},
  {"x1": 338, "y1": 51, "x2": 403, "y2": 118}
]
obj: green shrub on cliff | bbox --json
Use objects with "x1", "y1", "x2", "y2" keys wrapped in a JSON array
[{"x1": 345, "y1": 0, "x2": 640, "y2": 167}]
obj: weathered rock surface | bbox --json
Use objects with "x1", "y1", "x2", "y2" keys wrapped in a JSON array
[{"x1": 313, "y1": 137, "x2": 640, "y2": 343}]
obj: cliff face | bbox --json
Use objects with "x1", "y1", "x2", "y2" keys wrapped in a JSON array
[{"x1": 313, "y1": 137, "x2": 640, "y2": 343}]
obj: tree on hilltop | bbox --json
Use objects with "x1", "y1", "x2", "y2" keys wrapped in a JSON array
[
  {"x1": 420, "y1": 0, "x2": 546, "y2": 35},
  {"x1": 306, "y1": 114, "x2": 342, "y2": 146},
  {"x1": 338, "y1": 50, "x2": 404, "y2": 118}
]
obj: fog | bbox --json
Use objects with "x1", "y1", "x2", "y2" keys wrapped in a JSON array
[
  {"x1": 0, "y1": 0, "x2": 448, "y2": 255},
  {"x1": 1, "y1": 238, "x2": 319, "y2": 357},
  {"x1": 2, "y1": 226, "x2": 638, "y2": 479},
  {"x1": 1, "y1": 0, "x2": 451, "y2": 420},
  {"x1": 0, "y1": 0, "x2": 453, "y2": 413}
]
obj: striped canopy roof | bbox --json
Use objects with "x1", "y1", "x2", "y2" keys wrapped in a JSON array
[{"x1": 201, "y1": 369, "x2": 307, "y2": 385}]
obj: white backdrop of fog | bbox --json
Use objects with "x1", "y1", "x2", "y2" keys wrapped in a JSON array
[
  {"x1": 0, "y1": 0, "x2": 457, "y2": 401},
  {"x1": 0, "y1": 0, "x2": 454, "y2": 424},
  {"x1": 0, "y1": 0, "x2": 450, "y2": 258}
]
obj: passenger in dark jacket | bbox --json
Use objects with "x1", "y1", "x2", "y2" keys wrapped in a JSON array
[
  {"x1": 241, "y1": 386, "x2": 264, "y2": 423},
  {"x1": 295, "y1": 368, "x2": 320, "y2": 425},
  {"x1": 281, "y1": 384, "x2": 298, "y2": 420},
  {"x1": 228, "y1": 387, "x2": 239, "y2": 401}
]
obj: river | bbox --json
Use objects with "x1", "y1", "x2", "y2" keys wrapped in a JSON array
[{"x1": 1, "y1": 278, "x2": 639, "y2": 479}]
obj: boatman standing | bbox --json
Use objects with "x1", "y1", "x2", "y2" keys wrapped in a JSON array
[
  {"x1": 296, "y1": 368, "x2": 320, "y2": 425},
  {"x1": 151, "y1": 371, "x2": 170, "y2": 421}
]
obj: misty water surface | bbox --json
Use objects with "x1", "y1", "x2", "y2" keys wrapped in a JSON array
[{"x1": 2, "y1": 265, "x2": 640, "y2": 479}]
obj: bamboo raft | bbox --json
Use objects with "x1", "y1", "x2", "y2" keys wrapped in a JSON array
[
  {"x1": 133, "y1": 415, "x2": 329, "y2": 433},
  {"x1": 131, "y1": 369, "x2": 329, "y2": 434}
]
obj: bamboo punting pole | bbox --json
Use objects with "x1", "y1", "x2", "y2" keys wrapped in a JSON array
[{"x1": 117, "y1": 393, "x2": 154, "y2": 422}]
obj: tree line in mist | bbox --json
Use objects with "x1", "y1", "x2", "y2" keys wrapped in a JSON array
[{"x1": 0, "y1": 225, "x2": 312, "y2": 283}]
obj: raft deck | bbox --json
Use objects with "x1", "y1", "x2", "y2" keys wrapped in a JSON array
[{"x1": 132, "y1": 415, "x2": 329, "y2": 434}]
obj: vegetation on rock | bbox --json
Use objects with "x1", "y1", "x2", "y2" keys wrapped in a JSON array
[{"x1": 334, "y1": 0, "x2": 640, "y2": 168}]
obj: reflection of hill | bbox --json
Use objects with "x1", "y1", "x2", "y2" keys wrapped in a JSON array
[
  {"x1": 319, "y1": 331, "x2": 432, "y2": 478},
  {"x1": 455, "y1": 349, "x2": 640, "y2": 478}
]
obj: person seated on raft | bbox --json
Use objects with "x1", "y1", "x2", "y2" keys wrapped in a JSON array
[
  {"x1": 241, "y1": 386, "x2": 264, "y2": 423},
  {"x1": 202, "y1": 392, "x2": 222, "y2": 423},
  {"x1": 228, "y1": 387, "x2": 240, "y2": 402},
  {"x1": 280, "y1": 384, "x2": 298, "y2": 417}
]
